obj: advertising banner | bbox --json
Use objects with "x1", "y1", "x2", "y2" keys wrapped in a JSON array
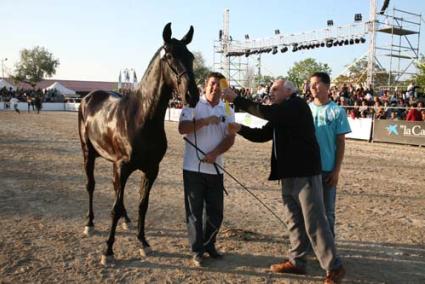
[{"x1": 373, "y1": 120, "x2": 425, "y2": 146}]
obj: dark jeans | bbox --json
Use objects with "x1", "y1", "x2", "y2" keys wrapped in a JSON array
[{"x1": 183, "y1": 170, "x2": 224, "y2": 256}]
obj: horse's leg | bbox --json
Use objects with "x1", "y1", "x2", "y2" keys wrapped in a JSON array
[
  {"x1": 121, "y1": 198, "x2": 132, "y2": 231},
  {"x1": 138, "y1": 166, "x2": 158, "y2": 257},
  {"x1": 101, "y1": 162, "x2": 131, "y2": 266},
  {"x1": 83, "y1": 144, "x2": 97, "y2": 236}
]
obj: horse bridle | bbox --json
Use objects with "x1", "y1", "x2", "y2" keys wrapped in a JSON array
[{"x1": 161, "y1": 46, "x2": 188, "y2": 85}]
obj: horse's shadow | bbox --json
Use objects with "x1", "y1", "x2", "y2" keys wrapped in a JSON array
[{"x1": 95, "y1": 226, "x2": 425, "y2": 283}]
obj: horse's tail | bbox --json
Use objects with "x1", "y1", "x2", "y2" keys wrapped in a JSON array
[{"x1": 78, "y1": 98, "x2": 88, "y2": 147}]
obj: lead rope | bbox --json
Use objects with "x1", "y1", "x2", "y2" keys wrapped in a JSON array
[{"x1": 183, "y1": 136, "x2": 287, "y2": 228}]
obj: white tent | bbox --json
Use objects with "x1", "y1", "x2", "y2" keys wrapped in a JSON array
[
  {"x1": 0, "y1": 79, "x2": 17, "y2": 91},
  {"x1": 44, "y1": 82, "x2": 77, "y2": 97}
]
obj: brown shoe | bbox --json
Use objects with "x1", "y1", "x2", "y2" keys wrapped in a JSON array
[
  {"x1": 324, "y1": 266, "x2": 346, "y2": 284},
  {"x1": 270, "y1": 260, "x2": 306, "y2": 274}
]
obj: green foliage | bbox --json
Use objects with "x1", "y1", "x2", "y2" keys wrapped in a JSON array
[
  {"x1": 333, "y1": 57, "x2": 394, "y2": 87},
  {"x1": 192, "y1": 51, "x2": 211, "y2": 85},
  {"x1": 413, "y1": 56, "x2": 425, "y2": 90},
  {"x1": 255, "y1": 74, "x2": 275, "y2": 86},
  {"x1": 13, "y1": 46, "x2": 59, "y2": 88},
  {"x1": 287, "y1": 58, "x2": 331, "y2": 88}
]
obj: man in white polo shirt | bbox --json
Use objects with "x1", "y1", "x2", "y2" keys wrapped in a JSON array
[{"x1": 178, "y1": 72, "x2": 235, "y2": 267}]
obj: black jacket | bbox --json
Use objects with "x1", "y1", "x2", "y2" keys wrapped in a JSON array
[{"x1": 234, "y1": 94, "x2": 321, "y2": 180}]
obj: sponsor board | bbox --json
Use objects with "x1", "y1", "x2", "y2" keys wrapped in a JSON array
[{"x1": 373, "y1": 120, "x2": 425, "y2": 146}]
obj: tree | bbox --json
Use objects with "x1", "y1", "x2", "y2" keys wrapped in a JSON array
[
  {"x1": 333, "y1": 57, "x2": 394, "y2": 88},
  {"x1": 413, "y1": 56, "x2": 425, "y2": 90},
  {"x1": 13, "y1": 46, "x2": 59, "y2": 88},
  {"x1": 192, "y1": 51, "x2": 211, "y2": 85},
  {"x1": 254, "y1": 74, "x2": 275, "y2": 86},
  {"x1": 287, "y1": 58, "x2": 331, "y2": 89}
]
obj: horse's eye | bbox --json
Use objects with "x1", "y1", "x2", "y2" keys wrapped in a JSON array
[{"x1": 166, "y1": 53, "x2": 173, "y2": 60}]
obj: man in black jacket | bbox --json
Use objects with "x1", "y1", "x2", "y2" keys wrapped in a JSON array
[{"x1": 223, "y1": 79, "x2": 345, "y2": 284}]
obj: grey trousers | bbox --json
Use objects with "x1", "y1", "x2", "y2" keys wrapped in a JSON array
[
  {"x1": 281, "y1": 174, "x2": 341, "y2": 271},
  {"x1": 183, "y1": 170, "x2": 224, "y2": 256}
]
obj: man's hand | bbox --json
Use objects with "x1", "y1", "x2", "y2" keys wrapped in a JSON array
[
  {"x1": 227, "y1": 122, "x2": 241, "y2": 135},
  {"x1": 202, "y1": 152, "x2": 218, "y2": 164},
  {"x1": 206, "y1": 115, "x2": 221, "y2": 125},
  {"x1": 222, "y1": 88, "x2": 238, "y2": 102},
  {"x1": 324, "y1": 170, "x2": 340, "y2": 187}
]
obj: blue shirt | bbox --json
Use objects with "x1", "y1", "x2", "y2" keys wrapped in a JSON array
[{"x1": 309, "y1": 101, "x2": 351, "y2": 172}]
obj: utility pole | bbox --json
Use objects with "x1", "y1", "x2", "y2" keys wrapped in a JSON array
[
  {"x1": 1, "y1": 58, "x2": 7, "y2": 78},
  {"x1": 366, "y1": 0, "x2": 377, "y2": 88}
]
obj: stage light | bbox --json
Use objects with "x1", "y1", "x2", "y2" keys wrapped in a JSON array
[
  {"x1": 280, "y1": 46, "x2": 288, "y2": 53},
  {"x1": 354, "y1": 13, "x2": 362, "y2": 22},
  {"x1": 292, "y1": 43, "x2": 298, "y2": 52},
  {"x1": 354, "y1": 38, "x2": 360, "y2": 44},
  {"x1": 320, "y1": 42, "x2": 325, "y2": 47},
  {"x1": 245, "y1": 34, "x2": 250, "y2": 40},
  {"x1": 315, "y1": 43, "x2": 320, "y2": 48},
  {"x1": 333, "y1": 41, "x2": 339, "y2": 47},
  {"x1": 274, "y1": 29, "x2": 280, "y2": 35},
  {"x1": 344, "y1": 39, "x2": 349, "y2": 45},
  {"x1": 360, "y1": 37, "x2": 366, "y2": 43},
  {"x1": 379, "y1": 0, "x2": 390, "y2": 15},
  {"x1": 326, "y1": 40, "x2": 333, "y2": 48},
  {"x1": 349, "y1": 39, "x2": 354, "y2": 44},
  {"x1": 272, "y1": 46, "x2": 278, "y2": 54},
  {"x1": 245, "y1": 49, "x2": 251, "y2": 57},
  {"x1": 327, "y1": 20, "x2": 334, "y2": 26},
  {"x1": 219, "y1": 30, "x2": 223, "y2": 41}
]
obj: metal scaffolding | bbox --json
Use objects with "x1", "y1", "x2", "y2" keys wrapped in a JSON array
[
  {"x1": 213, "y1": 10, "x2": 367, "y2": 87},
  {"x1": 369, "y1": 6, "x2": 422, "y2": 88},
  {"x1": 213, "y1": 9, "x2": 249, "y2": 87},
  {"x1": 214, "y1": 2, "x2": 422, "y2": 89}
]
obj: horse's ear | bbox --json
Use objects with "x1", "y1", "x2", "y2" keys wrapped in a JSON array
[
  {"x1": 163, "y1": 22, "x2": 172, "y2": 44},
  {"x1": 181, "y1": 26, "x2": 194, "y2": 45}
]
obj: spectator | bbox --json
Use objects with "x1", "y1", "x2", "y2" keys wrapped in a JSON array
[
  {"x1": 406, "y1": 102, "x2": 422, "y2": 121},
  {"x1": 10, "y1": 96, "x2": 20, "y2": 114}
]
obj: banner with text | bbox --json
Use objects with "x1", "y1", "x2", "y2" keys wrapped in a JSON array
[{"x1": 373, "y1": 120, "x2": 425, "y2": 146}]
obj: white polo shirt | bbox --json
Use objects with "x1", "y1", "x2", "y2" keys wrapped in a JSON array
[{"x1": 180, "y1": 95, "x2": 235, "y2": 175}]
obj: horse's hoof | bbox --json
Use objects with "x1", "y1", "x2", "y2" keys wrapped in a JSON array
[
  {"x1": 83, "y1": 226, "x2": 94, "y2": 236},
  {"x1": 121, "y1": 222, "x2": 131, "y2": 231},
  {"x1": 100, "y1": 255, "x2": 115, "y2": 266},
  {"x1": 140, "y1": 246, "x2": 152, "y2": 257}
]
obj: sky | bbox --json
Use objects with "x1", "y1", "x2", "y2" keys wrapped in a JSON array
[{"x1": 1, "y1": 0, "x2": 425, "y2": 83}]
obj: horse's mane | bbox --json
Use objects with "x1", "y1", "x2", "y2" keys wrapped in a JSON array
[{"x1": 127, "y1": 47, "x2": 167, "y2": 121}]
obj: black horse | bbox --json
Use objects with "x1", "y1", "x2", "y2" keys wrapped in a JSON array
[{"x1": 78, "y1": 23, "x2": 199, "y2": 265}]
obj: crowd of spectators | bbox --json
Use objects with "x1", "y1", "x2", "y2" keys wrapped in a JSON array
[
  {"x1": 5, "y1": 80, "x2": 423, "y2": 122},
  {"x1": 205, "y1": 81, "x2": 425, "y2": 122},
  {"x1": 301, "y1": 81, "x2": 425, "y2": 121}
]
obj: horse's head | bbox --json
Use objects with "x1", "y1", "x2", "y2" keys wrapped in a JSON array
[{"x1": 161, "y1": 23, "x2": 199, "y2": 107}]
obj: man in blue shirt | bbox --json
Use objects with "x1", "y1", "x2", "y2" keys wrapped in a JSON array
[{"x1": 309, "y1": 72, "x2": 351, "y2": 237}]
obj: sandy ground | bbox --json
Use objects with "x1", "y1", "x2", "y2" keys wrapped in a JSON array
[{"x1": 0, "y1": 110, "x2": 424, "y2": 284}]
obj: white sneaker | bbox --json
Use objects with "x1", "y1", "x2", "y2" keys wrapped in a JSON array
[{"x1": 191, "y1": 254, "x2": 203, "y2": 267}]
